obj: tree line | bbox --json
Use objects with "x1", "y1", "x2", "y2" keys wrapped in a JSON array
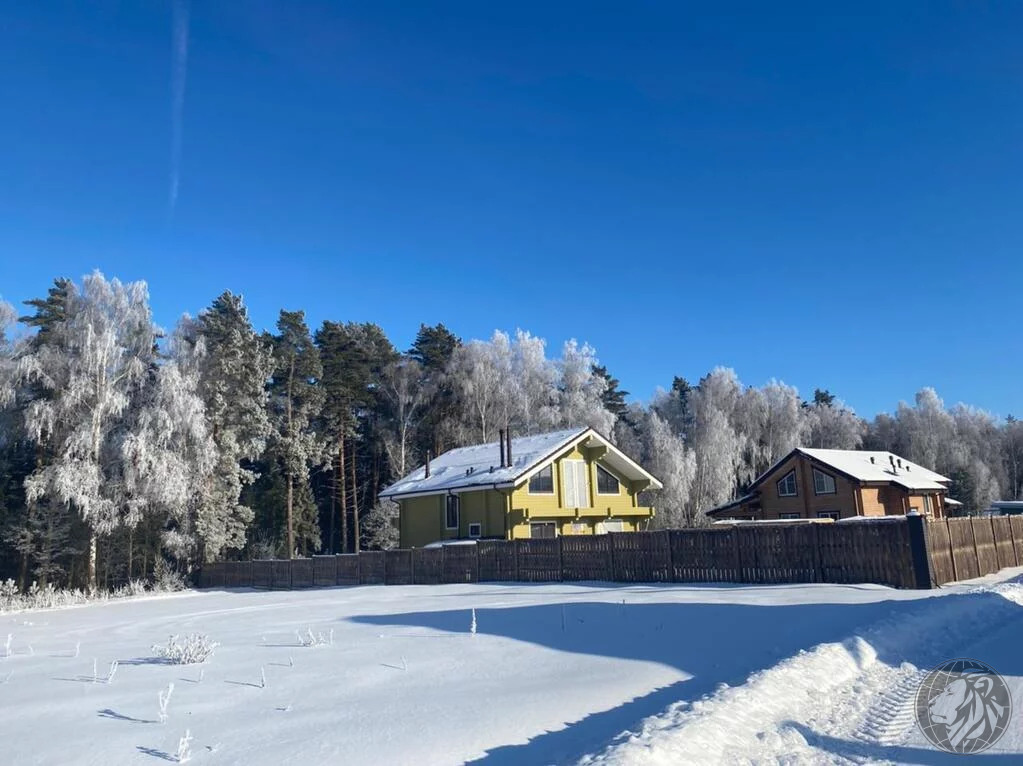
[{"x1": 0, "y1": 273, "x2": 1020, "y2": 591}]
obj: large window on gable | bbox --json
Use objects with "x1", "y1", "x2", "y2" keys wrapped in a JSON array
[
  {"x1": 777, "y1": 470, "x2": 798, "y2": 497},
  {"x1": 596, "y1": 465, "x2": 620, "y2": 495},
  {"x1": 813, "y1": 469, "x2": 836, "y2": 495},
  {"x1": 529, "y1": 465, "x2": 554, "y2": 494}
]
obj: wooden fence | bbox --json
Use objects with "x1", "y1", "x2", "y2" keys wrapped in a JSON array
[
  {"x1": 198, "y1": 515, "x2": 957, "y2": 590},
  {"x1": 926, "y1": 515, "x2": 1023, "y2": 585}
]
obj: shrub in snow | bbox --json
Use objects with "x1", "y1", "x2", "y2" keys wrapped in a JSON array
[
  {"x1": 176, "y1": 730, "x2": 193, "y2": 763},
  {"x1": 158, "y1": 682, "x2": 174, "y2": 723},
  {"x1": 0, "y1": 578, "x2": 186, "y2": 615},
  {"x1": 154, "y1": 559, "x2": 189, "y2": 592},
  {"x1": 296, "y1": 627, "x2": 332, "y2": 647},
  {"x1": 152, "y1": 634, "x2": 219, "y2": 665}
]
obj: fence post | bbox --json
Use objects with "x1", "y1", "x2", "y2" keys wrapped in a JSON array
[
  {"x1": 557, "y1": 535, "x2": 564, "y2": 581},
  {"x1": 906, "y1": 512, "x2": 934, "y2": 589},
  {"x1": 811, "y1": 524, "x2": 825, "y2": 583}
]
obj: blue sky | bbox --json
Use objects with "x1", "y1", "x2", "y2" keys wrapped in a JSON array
[{"x1": 2, "y1": 2, "x2": 1021, "y2": 419}]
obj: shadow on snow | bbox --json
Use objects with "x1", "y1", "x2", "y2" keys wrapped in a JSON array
[{"x1": 349, "y1": 584, "x2": 1023, "y2": 764}]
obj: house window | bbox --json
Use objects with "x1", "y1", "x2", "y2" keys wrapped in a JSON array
[
  {"x1": 779, "y1": 512, "x2": 801, "y2": 520},
  {"x1": 777, "y1": 470, "x2": 798, "y2": 497},
  {"x1": 923, "y1": 496, "x2": 932, "y2": 516},
  {"x1": 561, "y1": 460, "x2": 589, "y2": 508},
  {"x1": 813, "y1": 469, "x2": 836, "y2": 495},
  {"x1": 596, "y1": 465, "x2": 620, "y2": 495},
  {"x1": 817, "y1": 511, "x2": 840, "y2": 520},
  {"x1": 468, "y1": 522, "x2": 482, "y2": 538},
  {"x1": 529, "y1": 465, "x2": 554, "y2": 494},
  {"x1": 599, "y1": 519, "x2": 625, "y2": 533},
  {"x1": 530, "y1": 521, "x2": 556, "y2": 539},
  {"x1": 445, "y1": 495, "x2": 460, "y2": 530}
]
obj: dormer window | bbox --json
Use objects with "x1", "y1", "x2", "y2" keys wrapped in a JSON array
[
  {"x1": 777, "y1": 470, "x2": 798, "y2": 497},
  {"x1": 813, "y1": 469, "x2": 836, "y2": 495}
]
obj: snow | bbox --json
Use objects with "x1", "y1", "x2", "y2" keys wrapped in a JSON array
[
  {"x1": 798, "y1": 448, "x2": 950, "y2": 491},
  {"x1": 2, "y1": 572, "x2": 1023, "y2": 764},
  {"x1": 380, "y1": 427, "x2": 586, "y2": 498}
]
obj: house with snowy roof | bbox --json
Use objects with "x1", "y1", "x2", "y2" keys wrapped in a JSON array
[
  {"x1": 705, "y1": 448, "x2": 957, "y2": 522},
  {"x1": 379, "y1": 427, "x2": 661, "y2": 548}
]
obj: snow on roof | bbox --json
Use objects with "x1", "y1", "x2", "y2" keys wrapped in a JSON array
[
  {"x1": 944, "y1": 498, "x2": 963, "y2": 507},
  {"x1": 797, "y1": 448, "x2": 949, "y2": 491},
  {"x1": 380, "y1": 427, "x2": 661, "y2": 499}
]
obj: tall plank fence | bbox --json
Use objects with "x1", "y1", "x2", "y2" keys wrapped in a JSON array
[
  {"x1": 925, "y1": 515, "x2": 1023, "y2": 585},
  {"x1": 199, "y1": 513, "x2": 1023, "y2": 591}
]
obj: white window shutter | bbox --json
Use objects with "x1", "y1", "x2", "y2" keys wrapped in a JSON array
[
  {"x1": 575, "y1": 462, "x2": 589, "y2": 508},
  {"x1": 562, "y1": 462, "x2": 577, "y2": 507}
]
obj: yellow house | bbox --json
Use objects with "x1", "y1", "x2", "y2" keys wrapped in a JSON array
[{"x1": 380, "y1": 427, "x2": 661, "y2": 548}]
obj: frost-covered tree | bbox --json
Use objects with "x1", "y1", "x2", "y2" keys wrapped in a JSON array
[
  {"x1": 448, "y1": 331, "x2": 514, "y2": 443},
  {"x1": 685, "y1": 369, "x2": 745, "y2": 509},
  {"x1": 509, "y1": 330, "x2": 559, "y2": 435},
  {"x1": 557, "y1": 339, "x2": 615, "y2": 435},
  {"x1": 642, "y1": 411, "x2": 698, "y2": 527},
  {"x1": 266, "y1": 310, "x2": 325, "y2": 557},
  {"x1": 188, "y1": 292, "x2": 272, "y2": 561},
  {"x1": 128, "y1": 322, "x2": 216, "y2": 570},
  {"x1": 806, "y1": 398, "x2": 866, "y2": 449},
  {"x1": 378, "y1": 356, "x2": 426, "y2": 478},
  {"x1": 360, "y1": 499, "x2": 399, "y2": 550},
  {"x1": 896, "y1": 388, "x2": 955, "y2": 472},
  {"x1": 14, "y1": 273, "x2": 160, "y2": 589},
  {"x1": 1004, "y1": 416, "x2": 1023, "y2": 500}
]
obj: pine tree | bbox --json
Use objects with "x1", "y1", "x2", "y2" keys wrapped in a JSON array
[
  {"x1": 267, "y1": 311, "x2": 324, "y2": 558},
  {"x1": 409, "y1": 323, "x2": 460, "y2": 456},
  {"x1": 189, "y1": 292, "x2": 272, "y2": 561},
  {"x1": 592, "y1": 364, "x2": 629, "y2": 419},
  {"x1": 316, "y1": 321, "x2": 396, "y2": 552}
]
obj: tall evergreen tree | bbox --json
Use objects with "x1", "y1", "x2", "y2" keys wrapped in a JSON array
[
  {"x1": 409, "y1": 323, "x2": 460, "y2": 456},
  {"x1": 592, "y1": 364, "x2": 629, "y2": 420},
  {"x1": 316, "y1": 321, "x2": 395, "y2": 552},
  {"x1": 189, "y1": 292, "x2": 273, "y2": 561},
  {"x1": 267, "y1": 311, "x2": 324, "y2": 557}
]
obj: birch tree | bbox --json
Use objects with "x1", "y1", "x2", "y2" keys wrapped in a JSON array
[
  {"x1": 557, "y1": 339, "x2": 615, "y2": 435},
  {"x1": 643, "y1": 411, "x2": 698, "y2": 527},
  {"x1": 378, "y1": 356, "x2": 426, "y2": 478},
  {"x1": 15, "y1": 273, "x2": 159, "y2": 589}
]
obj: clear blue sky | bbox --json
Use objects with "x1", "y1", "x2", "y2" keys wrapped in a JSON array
[{"x1": 2, "y1": 2, "x2": 1021, "y2": 419}]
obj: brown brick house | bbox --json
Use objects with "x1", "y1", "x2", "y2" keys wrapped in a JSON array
[{"x1": 706, "y1": 448, "x2": 956, "y2": 521}]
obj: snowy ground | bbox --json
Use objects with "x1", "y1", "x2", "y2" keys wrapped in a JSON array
[{"x1": 2, "y1": 572, "x2": 1023, "y2": 765}]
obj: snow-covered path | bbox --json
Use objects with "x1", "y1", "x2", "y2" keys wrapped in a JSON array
[
  {"x1": 1, "y1": 572, "x2": 1021, "y2": 765},
  {"x1": 579, "y1": 574, "x2": 1023, "y2": 764}
]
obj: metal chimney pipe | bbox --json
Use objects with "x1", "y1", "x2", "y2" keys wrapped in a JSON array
[
  {"x1": 505, "y1": 429, "x2": 513, "y2": 468},
  {"x1": 425, "y1": 450, "x2": 431, "y2": 478},
  {"x1": 499, "y1": 429, "x2": 506, "y2": 468}
]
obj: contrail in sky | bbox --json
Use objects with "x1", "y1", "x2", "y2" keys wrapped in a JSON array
[{"x1": 169, "y1": 0, "x2": 190, "y2": 215}]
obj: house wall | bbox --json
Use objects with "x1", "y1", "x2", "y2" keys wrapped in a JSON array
[
  {"x1": 757, "y1": 454, "x2": 859, "y2": 519},
  {"x1": 398, "y1": 489, "x2": 508, "y2": 548},
  {"x1": 859, "y1": 487, "x2": 887, "y2": 516},
  {"x1": 507, "y1": 444, "x2": 651, "y2": 537}
]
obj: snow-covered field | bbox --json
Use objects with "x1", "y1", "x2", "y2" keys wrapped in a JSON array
[{"x1": 3, "y1": 572, "x2": 1023, "y2": 765}]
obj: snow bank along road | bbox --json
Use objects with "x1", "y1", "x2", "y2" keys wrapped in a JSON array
[{"x1": 2, "y1": 570, "x2": 1022, "y2": 765}]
